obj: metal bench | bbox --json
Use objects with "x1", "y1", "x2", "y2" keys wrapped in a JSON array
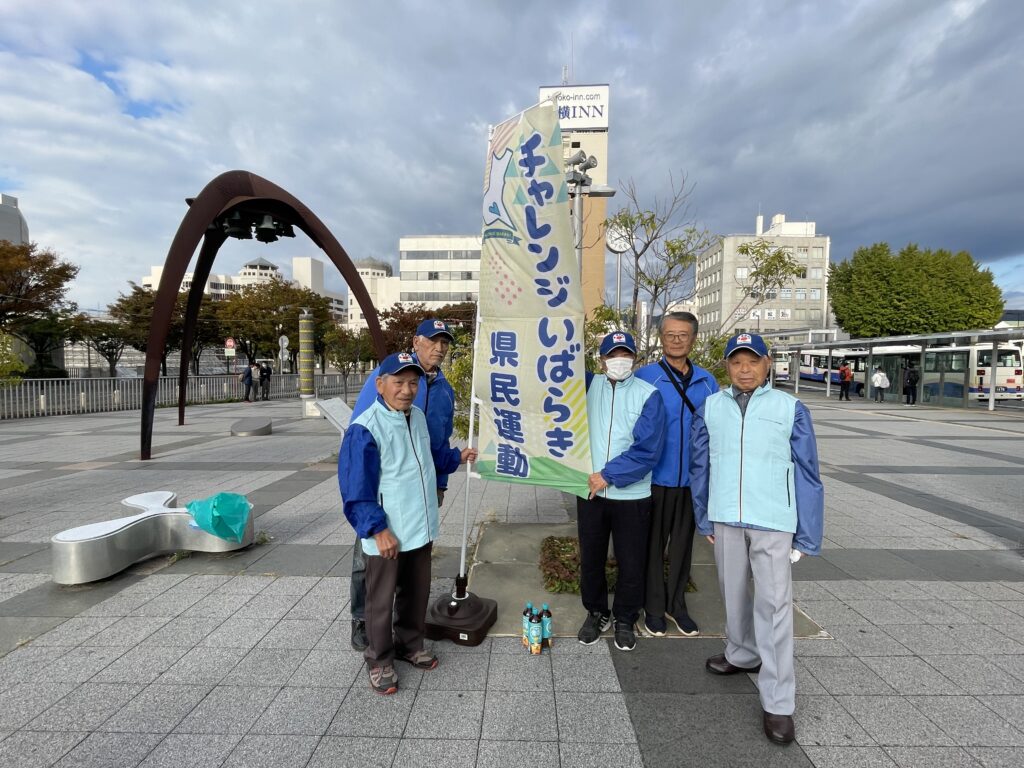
[{"x1": 51, "y1": 491, "x2": 254, "y2": 585}]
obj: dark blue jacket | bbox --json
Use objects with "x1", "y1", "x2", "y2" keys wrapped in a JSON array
[
  {"x1": 353, "y1": 355, "x2": 457, "y2": 489},
  {"x1": 635, "y1": 359, "x2": 719, "y2": 487}
]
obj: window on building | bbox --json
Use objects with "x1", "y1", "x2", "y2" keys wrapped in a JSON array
[
  {"x1": 736, "y1": 267, "x2": 748, "y2": 279},
  {"x1": 797, "y1": 247, "x2": 808, "y2": 259},
  {"x1": 809, "y1": 288, "x2": 821, "y2": 300},
  {"x1": 796, "y1": 288, "x2": 807, "y2": 301},
  {"x1": 808, "y1": 308, "x2": 822, "y2": 321},
  {"x1": 779, "y1": 288, "x2": 792, "y2": 300},
  {"x1": 794, "y1": 308, "x2": 807, "y2": 320},
  {"x1": 809, "y1": 267, "x2": 823, "y2": 279},
  {"x1": 812, "y1": 246, "x2": 823, "y2": 259},
  {"x1": 428, "y1": 272, "x2": 440, "y2": 280}
]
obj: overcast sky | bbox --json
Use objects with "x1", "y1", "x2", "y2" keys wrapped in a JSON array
[{"x1": 1, "y1": 0, "x2": 1021, "y2": 312}]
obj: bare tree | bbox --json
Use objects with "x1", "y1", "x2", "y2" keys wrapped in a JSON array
[{"x1": 605, "y1": 174, "x2": 714, "y2": 361}]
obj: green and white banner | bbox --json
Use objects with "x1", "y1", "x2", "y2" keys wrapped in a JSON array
[{"x1": 473, "y1": 101, "x2": 591, "y2": 498}]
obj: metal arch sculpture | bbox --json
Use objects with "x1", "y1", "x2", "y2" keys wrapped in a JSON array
[{"x1": 141, "y1": 170, "x2": 387, "y2": 460}]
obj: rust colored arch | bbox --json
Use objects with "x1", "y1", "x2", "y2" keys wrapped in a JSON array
[{"x1": 141, "y1": 170, "x2": 387, "y2": 459}]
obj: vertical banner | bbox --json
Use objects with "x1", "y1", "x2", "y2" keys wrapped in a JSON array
[{"x1": 473, "y1": 102, "x2": 591, "y2": 498}]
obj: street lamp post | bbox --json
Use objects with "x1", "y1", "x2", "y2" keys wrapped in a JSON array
[{"x1": 565, "y1": 151, "x2": 615, "y2": 281}]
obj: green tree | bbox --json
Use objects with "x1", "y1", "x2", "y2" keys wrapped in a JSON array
[
  {"x1": 17, "y1": 310, "x2": 82, "y2": 376},
  {"x1": 0, "y1": 241, "x2": 79, "y2": 333},
  {"x1": 604, "y1": 175, "x2": 713, "y2": 359},
  {"x1": 0, "y1": 334, "x2": 27, "y2": 384},
  {"x1": 829, "y1": 243, "x2": 1004, "y2": 337},
  {"x1": 107, "y1": 283, "x2": 185, "y2": 376},
  {"x1": 324, "y1": 325, "x2": 373, "y2": 400},
  {"x1": 80, "y1": 318, "x2": 129, "y2": 377}
]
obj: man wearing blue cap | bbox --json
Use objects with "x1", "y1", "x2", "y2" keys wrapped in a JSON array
[
  {"x1": 690, "y1": 332, "x2": 824, "y2": 744},
  {"x1": 577, "y1": 331, "x2": 666, "y2": 652},
  {"x1": 347, "y1": 318, "x2": 458, "y2": 650},
  {"x1": 339, "y1": 352, "x2": 476, "y2": 694}
]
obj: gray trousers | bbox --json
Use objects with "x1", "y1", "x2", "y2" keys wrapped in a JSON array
[
  {"x1": 363, "y1": 542, "x2": 432, "y2": 668},
  {"x1": 713, "y1": 523, "x2": 795, "y2": 716}
]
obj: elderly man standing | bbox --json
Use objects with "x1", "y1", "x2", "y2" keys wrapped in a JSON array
[
  {"x1": 347, "y1": 319, "x2": 457, "y2": 650},
  {"x1": 339, "y1": 352, "x2": 476, "y2": 694},
  {"x1": 577, "y1": 331, "x2": 666, "y2": 652},
  {"x1": 635, "y1": 311, "x2": 719, "y2": 637},
  {"x1": 691, "y1": 333, "x2": 824, "y2": 744}
]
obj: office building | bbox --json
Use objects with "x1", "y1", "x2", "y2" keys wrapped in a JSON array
[
  {"x1": 0, "y1": 194, "x2": 29, "y2": 244},
  {"x1": 695, "y1": 213, "x2": 831, "y2": 342},
  {"x1": 397, "y1": 235, "x2": 481, "y2": 311},
  {"x1": 347, "y1": 261, "x2": 401, "y2": 330}
]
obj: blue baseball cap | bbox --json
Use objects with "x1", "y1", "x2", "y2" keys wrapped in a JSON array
[
  {"x1": 599, "y1": 331, "x2": 637, "y2": 356},
  {"x1": 415, "y1": 319, "x2": 454, "y2": 340},
  {"x1": 724, "y1": 332, "x2": 769, "y2": 359},
  {"x1": 378, "y1": 352, "x2": 424, "y2": 377}
]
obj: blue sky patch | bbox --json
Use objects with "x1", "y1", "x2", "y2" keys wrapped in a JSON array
[{"x1": 75, "y1": 49, "x2": 177, "y2": 119}]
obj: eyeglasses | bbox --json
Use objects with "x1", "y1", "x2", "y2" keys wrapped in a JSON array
[{"x1": 662, "y1": 333, "x2": 692, "y2": 342}]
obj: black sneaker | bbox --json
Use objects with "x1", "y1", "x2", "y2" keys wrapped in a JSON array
[
  {"x1": 613, "y1": 620, "x2": 636, "y2": 651},
  {"x1": 668, "y1": 612, "x2": 699, "y2": 637},
  {"x1": 643, "y1": 613, "x2": 667, "y2": 637},
  {"x1": 577, "y1": 611, "x2": 611, "y2": 645},
  {"x1": 351, "y1": 619, "x2": 368, "y2": 651}
]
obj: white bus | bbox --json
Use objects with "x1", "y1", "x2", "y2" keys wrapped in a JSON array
[{"x1": 793, "y1": 343, "x2": 1023, "y2": 401}]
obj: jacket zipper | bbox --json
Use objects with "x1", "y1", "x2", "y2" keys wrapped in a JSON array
[
  {"x1": 603, "y1": 380, "x2": 616, "y2": 498},
  {"x1": 737, "y1": 395, "x2": 746, "y2": 522},
  {"x1": 406, "y1": 416, "x2": 431, "y2": 535},
  {"x1": 786, "y1": 468, "x2": 791, "y2": 507}
]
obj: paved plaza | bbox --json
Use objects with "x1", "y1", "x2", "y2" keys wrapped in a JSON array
[{"x1": 0, "y1": 393, "x2": 1022, "y2": 767}]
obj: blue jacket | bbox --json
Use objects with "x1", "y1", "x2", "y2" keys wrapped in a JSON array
[
  {"x1": 585, "y1": 373, "x2": 666, "y2": 500},
  {"x1": 690, "y1": 384, "x2": 824, "y2": 555},
  {"x1": 635, "y1": 359, "x2": 719, "y2": 487},
  {"x1": 339, "y1": 397, "x2": 462, "y2": 555},
  {"x1": 353, "y1": 355, "x2": 457, "y2": 489}
]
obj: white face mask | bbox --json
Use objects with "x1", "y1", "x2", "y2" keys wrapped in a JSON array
[{"x1": 605, "y1": 357, "x2": 634, "y2": 381}]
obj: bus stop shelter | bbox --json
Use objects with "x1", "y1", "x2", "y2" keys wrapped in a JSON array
[{"x1": 772, "y1": 328, "x2": 1024, "y2": 411}]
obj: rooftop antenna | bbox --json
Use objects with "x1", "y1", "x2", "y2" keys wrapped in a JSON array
[{"x1": 561, "y1": 64, "x2": 569, "y2": 86}]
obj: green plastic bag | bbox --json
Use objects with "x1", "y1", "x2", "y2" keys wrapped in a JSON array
[{"x1": 186, "y1": 492, "x2": 251, "y2": 543}]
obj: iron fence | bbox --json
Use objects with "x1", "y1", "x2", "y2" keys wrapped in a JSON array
[{"x1": 0, "y1": 373, "x2": 369, "y2": 420}]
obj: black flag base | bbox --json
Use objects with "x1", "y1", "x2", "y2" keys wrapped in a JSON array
[{"x1": 425, "y1": 574, "x2": 497, "y2": 647}]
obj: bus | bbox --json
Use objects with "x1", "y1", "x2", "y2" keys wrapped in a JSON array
[{"x1": 791, "y1": 343, "x2": 1023, "y2": 401}]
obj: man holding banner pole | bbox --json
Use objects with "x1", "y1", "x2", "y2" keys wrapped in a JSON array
[{"x1": 577, "y1": 331, "x2": 666, "y2": 651}]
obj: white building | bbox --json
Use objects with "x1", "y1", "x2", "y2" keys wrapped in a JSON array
[
  {"x1": 398, "y1": 235, "x2": 481, "y2": 311},
  {"x1": 695, "y1": 213, "x2": 831, "y2": 342},
  {"x1": 346, "y1": 263, "x2": 400, "y2": 330},
  {"x1": 141, "y1": 255, "x2": 345, "y2": 320}
]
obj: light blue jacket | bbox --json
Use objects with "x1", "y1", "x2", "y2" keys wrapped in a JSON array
[
  {"x1": 353, "y1": 355, "x2": 456, "y2": 489},
  {"x1": 339, "y1": 398, "x2": 461, "y2": 555},
  {"x1": 586, "y1": 373, "x2": 666, "y2": 500},
  {"x1": 635, "y1": 359, "x2": 719, "y2": 487},
  {"x1": 690, "y1": 384, "x2": 824, "y2": 555}
]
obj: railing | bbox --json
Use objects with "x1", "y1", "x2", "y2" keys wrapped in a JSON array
[{"x1": 0, "y1": 373, "x2": 369, "y2": 420}]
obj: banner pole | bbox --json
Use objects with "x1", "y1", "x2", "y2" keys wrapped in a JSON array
[{"x1": 455, "y1": 302, "x2": 483, "y2": 594}]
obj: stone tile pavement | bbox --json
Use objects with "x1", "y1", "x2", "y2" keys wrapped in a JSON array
[{"x1": 0, "y1": 394, "x2": 1021, "y2": 765}]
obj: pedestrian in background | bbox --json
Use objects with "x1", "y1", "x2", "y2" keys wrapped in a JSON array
[
  {"x1": 902, "y1": 362, "x2": 919, "y2": 406},
  {"x1": 691, "y1": 332, "x2": 824, "y2": 745},
  {"x1": 240, "y1": 363, "x2": 255, "y2": 403},
  {"x1": 635, "y1": 311, "x2": 718, "y2": 638},
  {"x1": 259, "y1": 362, "x2": 272, "y2": 401},
  {"x1": 838, "y1": 360, "x2": 853, "y2": 401},
  {"x1": 871, "y1": 366, "x2": 889, "y2": 402}
]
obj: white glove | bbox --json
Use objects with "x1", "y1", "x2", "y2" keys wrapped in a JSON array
[{"x1": 789, "y1": 549, "x2": 803, "y2": 564}]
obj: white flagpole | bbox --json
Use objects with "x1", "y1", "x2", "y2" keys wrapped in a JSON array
[{"x1": 456, "y1": 300, "x2": 483, "y2": 588}]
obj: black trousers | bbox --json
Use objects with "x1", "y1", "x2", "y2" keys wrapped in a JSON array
[
  {"x1": 577, "y1": 495, "x2": 651, "y2": 624},
  {"x1": 839, "y1": 381, "x2": 851, "y2": 401},
  {"x1": 904, "y1": 385, "x2": 917, "y2": 405},
  {"x1": 363, "y1": 542, "x2": 432, "y2": 667},
  {"x1": 644, "y1": 485, "x2": 696, "y2": 619}
]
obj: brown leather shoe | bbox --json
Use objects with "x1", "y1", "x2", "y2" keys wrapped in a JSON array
[
  {"x1": 763, "y1": 711, "x2": 795, "y2": 744},
  {"x1": 705, "y1": 653, "x2": 761, "y2": 675}
]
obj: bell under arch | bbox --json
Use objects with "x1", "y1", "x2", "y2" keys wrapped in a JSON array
[{"x1": 141, "y1": 170, "x2": 387, "y2": 459}]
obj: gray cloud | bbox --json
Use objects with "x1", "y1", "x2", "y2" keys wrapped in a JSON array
[{"x1": 0, "y1": 0, "x2": 1020, "y2": 310}]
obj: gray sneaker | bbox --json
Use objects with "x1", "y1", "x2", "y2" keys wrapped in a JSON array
[
  {"x1": 368, "y1": 664, "x2": 398, "y2": 695},
  {"x1": 577, "y1": 611, "x2": 611, "y2": 645}
]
